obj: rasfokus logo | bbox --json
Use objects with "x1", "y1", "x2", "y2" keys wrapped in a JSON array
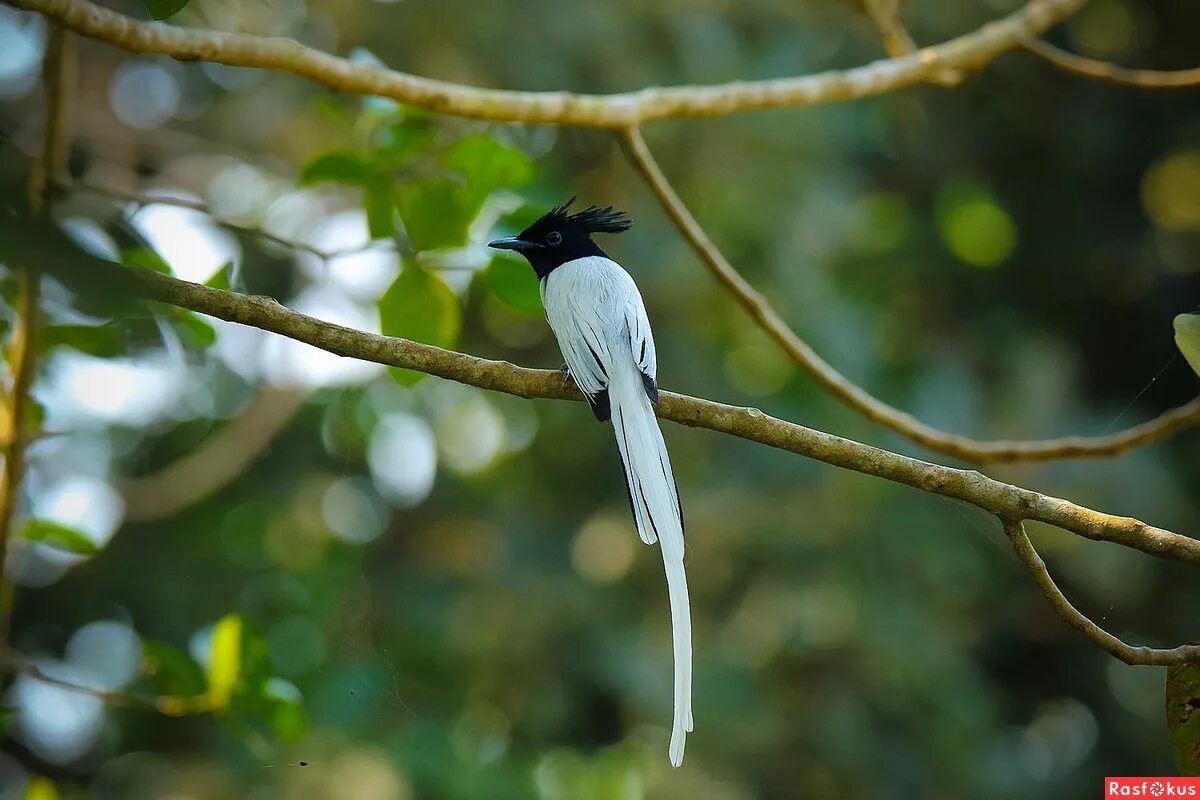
[{"x1": 1106, "y1": 778, "x2": 1200, "y2": 798}]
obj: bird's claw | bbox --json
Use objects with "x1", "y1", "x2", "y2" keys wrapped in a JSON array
[{"x1": 560, "y1": 363, "x2": 573, "y2": 386}]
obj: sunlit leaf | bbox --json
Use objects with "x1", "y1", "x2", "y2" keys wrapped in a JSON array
[
  {"x1": 300, "y1": 152, "x2": 374, "y2": 186},
  {"x1": 364, "y1": 176, "x2": 395, "y2": 239},
  {"x1": 22, "y1": 776, "x2": 59, "y2": 800},
  {"x1": 121, "y1": 246, "x2": 171, "y2": 275},
  {"x1": 207, "y1": 614, "x2": 243, "y2": 709},
  {"x1": 1176, "y1": 314, "x2": 1200, "y2": 377},
  {"x1": 395, "y1": 179, "x2": 476, "y2": 251},
  {"x1": 42, "y1": 323, "x2": 125, "y2": 357},
  {"x1": 379, "y1": 263, "x2": 461, "y2": 385},
  {"x1": 143, "y1": 0, "x2": 187, "y2": 20},
  {"x1": 18, "y1": 519, "x2": 98, "y2": 555},
  {"x1": 1167, "y1": 663, "x2": 1200, "y2": 776},
  {"x1": 484, "y1": 255, "x2": 542, "y2": 316}
]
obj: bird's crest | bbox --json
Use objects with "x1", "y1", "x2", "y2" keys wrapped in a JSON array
[{"x1": 527, "y1": 196, "x2": 632, "y2": 236}]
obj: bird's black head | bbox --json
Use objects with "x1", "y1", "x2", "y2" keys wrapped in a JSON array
[{"x1": 488, "y1": 197, "x2": 631, "y2": 279}]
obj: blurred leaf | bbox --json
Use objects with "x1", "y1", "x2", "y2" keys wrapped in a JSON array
[
  {"x1": 205, "y1": 263, "x2": 233, "y2": 290},
  {"x1": 374, "y1": 119, "x2": 436, "y2": 166},
  {"x1": 42, "y1": 323, "x2": 125, "y2": 357},
  {"x1": 22, "y1": 776, "x2": 59, "y2": 800},
  {"x1": 18, "y1": 519, "x2": 98, "y2": 555},
  {"x1": 365, "y1": 176, "x2": 395, "y2": 239},
  {"x1": 143, "y1": 0, "x2": 187, "y2": 20},
  {"x1": 264, "y1": 680, "x2": 309, "y2": 742},
  {"x1": 484, "y1": 255, "x2": 542, "y2": 316},
  {"x1": 443, "y1": 135, "x2": 533, "y2": 202},
  {"x1": 300, "y1": 152, "x2": 375, "y2": 186},
  {"x1": 1168, "y1": 663, "x2": 1200, "y2": 776},
  {"x1": 0, "y1": 706, "x2": 13, "y2": 737},
  {"x1": 122, "y1": 246, "x2": 171, "y2": 275},
  {"x1": 141, "y1": 640, "x2": 206, "y2": 699},
  {"x1": 167, "y1": 309, "x2": 216, "y2": 349},
  {"x1": 379, "y1": 264, "x2": 461, "y2": 385},
  {"x1": 1176, "y1": 314, "x2": 1200, "y2": 377},
  {"x1": 396, "y1": 179, "x2": 476, "y2": 251},
  {"x1": 207, "y1": 614, "x2": 242, "y2": 709}
]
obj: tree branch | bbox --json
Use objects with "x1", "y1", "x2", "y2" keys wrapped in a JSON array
[
  {"x1": 75, "y1": 262, "x2": 1198, "y2": 568},
  {"x1": 1004, "y1": 521, "x2": 1200, "y2": 665},
  {"x1": 617, "y1": 125, "x2": 1200, "y2": 464},
  {"x1": 0, "y1": 26, "x2": 72, "y2": 638},
  {"x1": 1021, "y1": 36, "x2": 1200, "y2": 89},
  {"x1": 3, "y1": 0, "x2": 1085, "y2": 127}
]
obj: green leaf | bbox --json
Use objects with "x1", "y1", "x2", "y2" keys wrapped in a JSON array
[
  {"x1": 1167, "y1": 662, "x2": 1200, "y2": 776},
  {"x1": 121, "y1": 246, "x2": 171, "y2": 275},
  {"x1": 140, "y1": 639, "x2": 206, "y2": 698},
  {"x1": 443, "y1": 135, "x2": 533, "y2": 197},
  {"x1": 207, "y1": 614, "x2": 242, "y2": 709},
  {"x1": 484, "y1": 255, "x2": 542, "y2": 316},
  {"x1": 205, "y1": 263, "x2": 233, "y2": 291},
  {"x1": 168, "y1": 309, "x2": 216, "y2": 349},
  {"x1": 1175, "y1": 313, "x2": 1200, "y2": 378},
  {"x1": 373, "y1": 119, "x2": 436, "y2": 167},
  {"x1": 364, "y1": 176, "x2": 395, "y2": 239},
  {"x1": 143, "y1": 0, "x2": 187, "y2": 20},
  {"x1": 300, "y1": 152, "x2": 375, "y2": 186},
  {"x1": 18, "y1": 519, "x2": 98, "y2": 555},
  {"x1": 42, "y1": 323, "x2": 126, "y2": 357},
  {"x1": 379, "y1": 264, "x2": 461, "y2": 385},
  {"x1": 395, "y1": 179, "x2": 477, "y2": 252}
]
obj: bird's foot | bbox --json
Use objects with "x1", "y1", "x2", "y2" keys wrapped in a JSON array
[{"x1": 560, "y1": 363, "x2": 574, "y2": 387}]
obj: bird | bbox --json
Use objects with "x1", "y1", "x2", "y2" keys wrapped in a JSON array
[{"x1": 489, "y1": 198, "x2": 693, "y2": 767}]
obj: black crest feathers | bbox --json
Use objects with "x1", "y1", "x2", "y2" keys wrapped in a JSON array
[{"x1": 535, "y1": 196, "x2": 632, "y2": 236}]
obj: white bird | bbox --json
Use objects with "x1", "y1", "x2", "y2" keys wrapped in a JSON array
[{"x1": 489, "y1": 198, "x2": 693, "y2": 767}]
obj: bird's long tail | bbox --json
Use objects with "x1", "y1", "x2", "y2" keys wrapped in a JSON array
[{"x1": 609, "y1": 371, "x2": 692, "y2": 767}]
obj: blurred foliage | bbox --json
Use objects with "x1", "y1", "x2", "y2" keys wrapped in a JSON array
[{"x1": 0, "y1": 0, "x2": 1198, "y2": 798}]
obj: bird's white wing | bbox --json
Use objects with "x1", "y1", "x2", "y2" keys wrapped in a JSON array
[{"x1": 540, "y1": 258, "x2": 619, "y2": 397}]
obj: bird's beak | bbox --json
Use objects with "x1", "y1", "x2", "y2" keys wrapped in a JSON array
[{"x1": 488, "y1": 237, "x2": 538, "y2": 252}]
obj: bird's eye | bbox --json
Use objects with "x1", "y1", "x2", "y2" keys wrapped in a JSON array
[{"x1": 546, "y1": 231, "x2": 562, "y2": 246}]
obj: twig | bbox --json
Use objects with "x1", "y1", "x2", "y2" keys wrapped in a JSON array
[
  {"x1": 0, "y1": 647, "x2": 217, "y2": 715},
  {"x1": 617, "y1": 125, "x2": 1200, "y2": 464},
  {"x1": 69, "y1": 261, "x2": 1200, "y2": 568},
  {"x1": 1003, "y1": 520, "x2": 1200, "y2": 665},
  {"x1": 1021, "y1": 36, "x2": 1200, "y2": 89},
  {"x1": 3, "y1": 0, "x2": 1086, "y2": 127}
]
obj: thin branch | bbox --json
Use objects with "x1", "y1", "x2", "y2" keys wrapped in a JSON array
[
  {"x1": 0, "y1": 647, "x2": 218, "y2": 715},
  {"x1": 4, "y1": 0, "x2": 1085, "y2": 127},
  {"x1": 859, "y1": 0, "x2": 963, "y2": 86},
  {"x1": 1004, "y1": 520, "x2": 1200, "y2": 665},
  {"x1": 617, "y1": 125, "x2": 1200, "y2": 464},
  {"x1": 122, "y1": 385, "x2": 305, "y2": 523},
  {"x1": 63, "y1": 260, "x2": 1199, "y2": 567},
  {"x1": 0, "y1": 26, "x2": 72, "y2": 638},
  {"x1": 1021, "y1": 36, "x2": 1200, "y2": 89}
]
